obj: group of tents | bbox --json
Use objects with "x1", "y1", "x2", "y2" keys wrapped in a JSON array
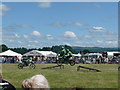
[
  {"x1": 0, "y1": 50, "x2": 82, "y2": 59},
  {"x1": 0, "y1": 50, "x2": 57, "y2": 58},
  {"x1": 0, "y1": 50, "x2": 119, "y2": 60}
]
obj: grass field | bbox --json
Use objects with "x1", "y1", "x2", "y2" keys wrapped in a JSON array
[{"x1": 2, "y1": 64, "x2": 118, "y2": 88}]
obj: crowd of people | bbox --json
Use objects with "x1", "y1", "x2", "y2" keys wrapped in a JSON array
[
  {"x1": 0, "y1": 47, "x2": 119, "y2": 90},
  {"x1": 0, "y1": 46, "x2": 119, "y2": 64},
  {"x1": 74, "y1": 56, "x2": 119, "y2": 64},
  {"x1": 0, "y1": 55, "x2": 119, "y2": 64}
]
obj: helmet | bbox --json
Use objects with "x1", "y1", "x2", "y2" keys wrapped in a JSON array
[{"x1": 61, "y1": 46, "x2": 64, "y2": 49}]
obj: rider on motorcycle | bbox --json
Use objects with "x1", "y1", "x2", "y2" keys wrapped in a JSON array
[
  {"x1": 66, "y1": 49, "x2": 73, "y2": 59},
  {"x1": 57, "y1": 47, "x2": 73, "y2": 61},
  {"x1": 22, "y1": 57, "x2": 32, "y2": 66}
]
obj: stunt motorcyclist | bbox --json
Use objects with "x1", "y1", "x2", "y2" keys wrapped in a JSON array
[
  {"x1": 57, "y1": 47, "x2": 73, "y2": 61},
  {"x1": 66, "y1": 49, "x2": 73, "y2": 59},
  {"x1": 22, "y1": 57, "x2": 32, "y2": 66},
  {"x1": 56, "y1": 46, "x2": 75, "y2": 66}
]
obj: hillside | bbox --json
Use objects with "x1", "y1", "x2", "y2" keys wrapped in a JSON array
[{"x1": 72, "y1": 46, "x2": 118, "y2": 53}]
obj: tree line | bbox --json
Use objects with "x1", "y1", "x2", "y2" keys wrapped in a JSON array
[
  {"x1": 1, "y1": 44, "x2": 117, "y2": 55},
  {"x1": 0, "y1": 44, "x2": 82, "y2": 54}
]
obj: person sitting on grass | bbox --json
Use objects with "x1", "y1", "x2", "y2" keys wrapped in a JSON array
[{"x1": 22, "y1": 74, "x2": 50, "y2": 90}]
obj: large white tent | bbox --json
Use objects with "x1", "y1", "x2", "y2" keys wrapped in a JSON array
[
  {"x1": 72, "y1": 53, "x2": 81, "y2": 57},
  {"x1": 23, "y1": 50, "x2": 57, "y2": 57},
  {"x1": 83, "y1": 53, "x2": 102, "y2": 58},
  {"x1": 38, "y1": 51, "x2": 57, "y2": 57},
  {"x1": 23, "y1": 50, "x2": 42, "y2": 56},
  {"x1": 89, "y1": 53, "x2": 102, "y2": 56},
  {"x1": 0, "y1": 50, "x2": 22, "y2": 57},
  {"x1": 107, "y1": 51, "x2": 120, "y2": 56}
]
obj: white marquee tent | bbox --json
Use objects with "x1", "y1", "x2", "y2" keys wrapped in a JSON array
[
  {"x1": 38, "y1": 51, "x2": 57, "y2": 57},
  {"x1": 0, "y1": 50, "x2": 22, "y2": 57},
  {"x1": 107, "y1": 51, "x2": 120, "y2": 56},
  {"x1": 23, "y1": 50, "x2": 43, "y2": 56},
  {"x1": 23, "y1": 50, "x2": 57, "y2": 57},
  {"x1": 89, "y1": 53, "x2": 102, "y2": 56},
  {"x1": 72, "y1": 53, "x2": 81, "y2": 57}
]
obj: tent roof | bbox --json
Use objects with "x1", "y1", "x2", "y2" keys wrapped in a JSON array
[
  {"x1": 38, "y1": 51, "x2": 56, "y2": 56},
  {"x1": 23, "y1": 50, "x2": 42, "y2": 56},
  {"x1": 0, "y1": 50, "x2": 22, "y2": 57},
  {"x1": 83, "y1": 53, "x2": 102, "y2": 56},
  {"x1": 72, "y1": 53, "x2": 81, "y2": 57},
  {"x1": 23, "y1": 50, "x2": 57, "y2": 57},
  {"x1": 107, "y1": 51, "x2": 120, "y2": 56},
  {"x1": 89, "y1": 53, "x2": 102, "y2": 56},
  {"x1": 83, "y1": 53, "x2": 89, "y2": 56}
]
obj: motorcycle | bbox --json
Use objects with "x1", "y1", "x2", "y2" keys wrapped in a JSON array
[
  {"x1": 56, "y1": 55, "x2": 75, "y2": 66},
  {"x1": 18, "y1": 59, "x2": 36, "y2": 69}
]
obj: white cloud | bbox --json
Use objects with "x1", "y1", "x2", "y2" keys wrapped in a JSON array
[
  {"x1": 28, "y1": 41, "x2": 33, "y2": 43},
  {"x1": 46, "y1": 34, "x2": 53, "y2": 40},
  {"x1": 34, "y1": 41, "x2": 39, "y2": 43},
  {"x1": 14, "y1": 34, "x2": 20, "y2": 38},
  {"x1": 52, "y1": 22, "x2": 83, "y2": 27},
  {"x1": 102, "y1": 31, "x2": 118, "y2": 40},
  {"x1": 9, "y1": 40, "x2": 14, "y2": 42},
  {"x1": 38, "y1": 2, "x2": 51, "y2": 8},
  {"x1": 0, "y1": 4, "x2": 10, "y2": 16},
  {"x1": 93, "y1": 27, "x2": 105, "y2": 30},
  {"x1": 106, "y1": 41, "x2": 117, "y2": 45},
  {"x1": 84, "y1": 35, "x2": 92, "y2": 39},
  {"x1": 90, "y1": 26, "x2": 105, "y2": 32},
  {"x1": 29, "y1": 40, "x2": 39, "y2": 43},
  {"x1": 71, "y1": 41, "x2": 94, "y2": 47},
  {"x1": 23, "y1": 34, "x2": 29, "y2": 39},
  {"x1": 95, "y1": 40, "x2": 117, "y2": 47},
  {"x1": 72, "y1": 22, "x2": 83, "y2": 26},
  {"x1": 27, "y1": 44, "x2": 36, "y2": 47},
  {"x1": 96, "y1": 40, "x2": 103, "y2": 43},
  {"x1": 64, "y1": 31, "x2": 77, "y2": 39},
  {"x1": 32, "y1": 30, "x2": 41, "y2": 37},
  {"x1": 52, "y1": 22, "x2": 65, "y2": 27},
  {"x1": 18, "y1": 41, "x2": 23, "y2": 44}
]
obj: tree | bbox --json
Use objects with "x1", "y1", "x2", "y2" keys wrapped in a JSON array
[
  {"x1": 51, "y1": 45, "x2": 61, "y2": 53},
  {"x1": 51, "y1": 45, "x2": 73, "y2": 53},
  {"x1": 42, "y1": 47, "x2": 51, "y2": 51},
  {"x1": 10, "y1": 47, "x2": 28, "y2": 54},
  {"x1": 82, "y1": 49, "x2": 90, "y2": 55},
  {"x1": 64, "y1": 45, "x2": 73, "y2": 52},
  {"x1": 0, "y1": 44, "x2": 8, "y2": 52}
]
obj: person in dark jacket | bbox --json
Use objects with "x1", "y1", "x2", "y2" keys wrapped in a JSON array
[{"x1": 0, "y1": 73, "x2": 16, "y2": 90}]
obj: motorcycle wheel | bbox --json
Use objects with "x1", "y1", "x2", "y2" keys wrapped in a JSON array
[
  {"x1": 69, "y1": 60, "x2": 75, "y2": 66},
  {"x1": 29, "y1": 63, "x2": 36, "y2": 69},
  {"x1": 56, "y1": 60, "x2": 63, "y2": 66},
  {"x1": 18, "y1": 63, "x2": 23, "y2": 69}
]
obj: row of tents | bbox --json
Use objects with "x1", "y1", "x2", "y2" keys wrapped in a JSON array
[
  {"x1": 0, "y1": 50, "x2": 82, "y2": 58},
  {"x1": 0, "y1": 50, "x2": 56, "y2": 58},
  {"x1": 0, "y1": 50, "x2": 119, "y2": 59}
]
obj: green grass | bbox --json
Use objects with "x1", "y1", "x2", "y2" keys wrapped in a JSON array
[{"x1": 2, "y1": 64, "x2": 118, "y2": 88}]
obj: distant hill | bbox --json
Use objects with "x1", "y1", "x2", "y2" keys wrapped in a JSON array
[{"x1": 72, "y1": 46, "x2": 118, "y2": 53}]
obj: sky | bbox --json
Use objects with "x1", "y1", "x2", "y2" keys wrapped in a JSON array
[{"x1": 1, "y1": 2, "x2": 118, "y2": 48}]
